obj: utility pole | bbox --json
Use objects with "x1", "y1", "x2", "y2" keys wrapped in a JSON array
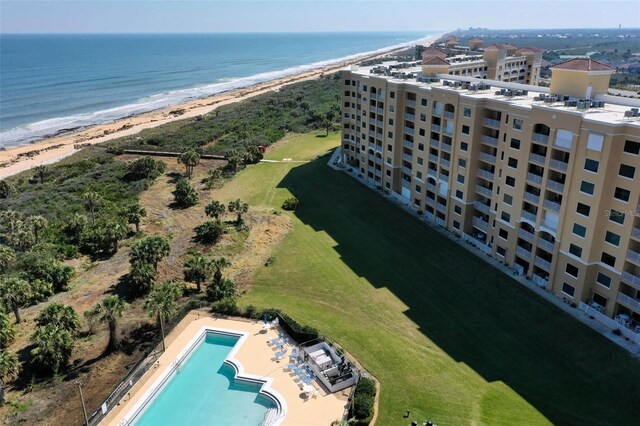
[{"x1": 74, "y1": 380, "x2": 89, "y2": 426}]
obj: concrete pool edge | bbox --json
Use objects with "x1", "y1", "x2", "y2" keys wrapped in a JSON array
[{"x1": 117, "y1": 326, "x2": 287, "y2": 426}]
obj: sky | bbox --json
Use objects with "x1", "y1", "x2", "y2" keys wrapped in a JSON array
[{"x1": 1, "y1": 0, "x2": 639, "y2": 33}]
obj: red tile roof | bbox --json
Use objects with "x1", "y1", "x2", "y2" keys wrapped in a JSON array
[
  {"x1": 485, "y1": 43, "x2": 518, "y2": 51},
  {"x1": 422, "y1": 57, "x2": 450, "y2": 66},
  {"x1": 551, "y1": 58, "x2": 614, "y2": 71},
  {"x1": 421, "y1": 47, "x2": 447, "y2": 57}
]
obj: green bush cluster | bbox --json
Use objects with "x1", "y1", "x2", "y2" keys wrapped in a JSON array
[
  {"x1": 351, "y1": 377, "x2": 376, "y2": 424},
  {"x1": 281, "y1": 197, "x2": 299, "y2": 211}
]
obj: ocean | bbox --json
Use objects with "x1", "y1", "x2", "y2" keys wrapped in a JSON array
[{"x1": 0, "y1": 32, "x2": 428, "y2": 148}]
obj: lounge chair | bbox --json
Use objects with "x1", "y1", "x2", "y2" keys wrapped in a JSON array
[
  {"x1": 268, "y1": 333, "x2": 285, "y2": 345},
  {"x1": 290, "y1": 347, "x2": 298, "y2": 360},
  {"x1": 274, "y1": 338, "x2": 289, "y2": 349},
  {"x1": 301, "y1": 374, "x2": 316, "y2": 385},
  {"x1": 274, "y1": 347, "x2": 288, "y2": 360},
  {"x1": 291, "y1": 362, "x2": 306, "y2": 374},
  {"x1": 296, "y1": 367, "x2": 312, "y2": 380}
]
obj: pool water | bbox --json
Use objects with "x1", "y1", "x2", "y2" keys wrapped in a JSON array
[{"x1": 133, "y1": 333, "x2": 276, "y2": 426}]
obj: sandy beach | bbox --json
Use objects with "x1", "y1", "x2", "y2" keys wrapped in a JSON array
[{"x1": 0, "y1": 34, "x2": 441, "y2": 179}]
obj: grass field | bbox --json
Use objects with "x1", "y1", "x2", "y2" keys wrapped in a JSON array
[{"x1": 213, "y1": 132, "x2": 640, "y2": 426}]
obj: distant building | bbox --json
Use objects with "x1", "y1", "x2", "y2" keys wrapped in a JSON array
[{"x1": 468, "y1": 38, "x2": 484, "y2": 50}]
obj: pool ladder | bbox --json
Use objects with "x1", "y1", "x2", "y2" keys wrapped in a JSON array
[{"x1": 260, "y1": 407, "x2": 281, "y2": 426}]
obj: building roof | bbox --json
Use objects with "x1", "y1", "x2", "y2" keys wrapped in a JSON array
[
  {"x1": 422, "y1": 56, "x2": 451, "y2": 66},
  {"x1": 485, "y1": 43, "x2": 518, "y2": 51},
  {"x1": 551, "y1": 58, "x2": 615, "y2": 71},
  {"x1": 518, "y1": 47, "x2": 545, "y2": 54},
  {"x1": 421, "y1": 47, "x2": 447, "y2": 58},
  {"x1": 470, "y1": 37, "x2": 483, "y2": 42}
]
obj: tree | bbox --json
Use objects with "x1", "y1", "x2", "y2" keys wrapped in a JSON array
[
  {"x1": 228, "y1": 199, "x2": 249, "y2": 225},
  {"x1": 126, "y1": 156, "x2": 166, "y2": 180},
  {"x1": 94, "y1": 296, "x2": 126, "y2": 352},
  {"x1": 36, "y1": 303, "x2": 81, "y2": 334},
  {"x1": 194, "y1": 220, "x2": 224, "y2": 244},
  {"x1": 26, "y1": 215, "x2": 48, "y2": 245},
  {"x1": 0, "y1": 351, "x2": 19, "y2": 404},
  {"x1": 128, "y1": 261, "x2": 157, "y2": 295},
  {"x1": 0, "y1": 311, "x2": 15, "y2": 349},
  {"x1": 144, "y1": 281, "x2": 182, "y2": 350},
  {"x1": 0, "y1": 181, "x2": 14, "y2": 199},
  {"x1": 34, "y1": 165, "x2": 49, "y2": 184},
  {"x1": 83, "y1": 192, "x2": 102, "y2": 225},
  {"x1": 17, "y1": 254, "x2": 74, "y2": 293},
  {"x1": 125, "y1": 203, "x2": 146, "y2": 233},
  {"x1": 129, "y1": 235, "x2": 171, "y2": 270},
  {"x1": 225, "y1": 149, "x2": 243, "y2": 174},
  {"x1": 204, "y1": 200, "x2": 226, "y2": 219},
  {"x1": 83, "y1": 305, "x2": 100, "y2": 335},
  {"x1": 177, "y1": 150, "x2": 201, "y2": 179},
  {"x1": 183, "y1": 253, "x2": 211, "y2": 293},
  {"x1": 210, "y1": 257, "x2": 231, "y2": 285},
  {"x1": 207, "y1": 277, "x2": 236, "y2": 302},
  {"x1": 243, "y1": 145, "x2": 263, "y2": 164},
  {"x1": 0, "y1": 277, "x2": 32, "y2": 323},
  {"x1": 0, "y1": 246, "x2": 16, "y2": 274},
  {"x1": 102, "y1": 220, "x2": 128, "y2": 253},
  {"x1": 30, "y1": 324, "x2": 73, "y2": 375},
  {"x1": 65, "y1": 213, "x2": 88, "y2": 242},
  {"x1": 173, "y1": 179, "x2": 199, "y2": 207}
]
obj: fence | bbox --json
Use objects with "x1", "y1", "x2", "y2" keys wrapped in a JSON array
[
  {"x1": 86, "y1": 300, "x2": 208, "y2": 425},
  {"x1": 578, "y1": 302, "x2": 640, "y2": 345}
]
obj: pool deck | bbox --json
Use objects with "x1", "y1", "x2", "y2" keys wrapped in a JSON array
[{"x1": 104, "y1": 314, "x2": 351, "y2": 426}]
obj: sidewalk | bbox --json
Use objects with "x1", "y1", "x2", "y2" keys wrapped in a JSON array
[{"x1": 328, "y1": 148, "x2": 640, "y2": 357}]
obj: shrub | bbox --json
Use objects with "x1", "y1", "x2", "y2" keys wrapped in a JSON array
[
  {"x1": 195, "y1": 220, "x2": 224, "y2": 244},
  {"x1": 351, "y1": 377, "x2": 376, "y2": 422},
  {"x1": 173, "y1": 179, "x2": 199, "y2": 207},
  {"x1": 282, "y1": 197, "x2": 299, "y2": 211},
  {"x1": 211, "y1": 297, "x2": 241, "y2": 316}
]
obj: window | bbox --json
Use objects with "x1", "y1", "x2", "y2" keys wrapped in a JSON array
[
  {"x1": 463, "y1": 107, "x2": 471, "y2": 117},
  {"x1": 499, "y1": 229, "x2": 509, "y2": 240},
  {"x1": 417, "y1": 157, "x2": 423, "y2": 165},
  {"x1": 619, "y1": 164, "x2": 635, "y2": 179},
  {"x1": 458, "y1": 158, "x2": 466, "y2": 168},
  {"x1": 614, "y1": 187, "x2": 630, "y2": 202},
  {"x1": 416, "y1": 171, "x2": 423, "y2": 180},
  {"x1": 453, "y1": 220, "x2": 461, "y2": 230},
  {"x1": 496, "y1": 246, "x2": 506, "y2": 257},
  {"x1": 601, "y1": 252, "x2": 616, "y2": 268},
  {"x1": 415, "y1": 185, "x2": 422, "y2": 193},
  {"x1": 418, "y1": 143, "x2": 425, "y2": 151},
  {"x1": 597, "y1": 272, "x2": 612, "y2": 289},
  {"x1": 506, "y1": 176, "x2": 515, "y2": 187},
  {"x1": 501, "y1": 212, "x2": 511, "y2": 223},
  {"x1": 584, "y1": 158, "x2": 599, "y2": 173},
  {"x1": 387, "y1": 144, "x2": 393, "y2": 151},
  {"x1": 510, "y1": 138, "x2": 521, "y2": 149},
  {"x1": 562, "y1": 282, "x2": 576, "y2": 297},
  {"x1": 580, "y1": 181, "x2": 595, "y2": 195},
  {"x1": 388, "y1": 118, "x2": 394, "y2": 126},
  {"x1": 457, "y1": 174, "x2": 465, "y2": 184},
  {"x1": 419, "y1": 113, "x2": 426, "y2": 122},
  {"x1": 569, "y1": 244, "x2": 583, "y2": 258},
  {"x1": 576, "y1": 202, "x2": 591, "y2": 217},
  {"x1": 512, "y1": 119, "x2": 523, "y2": 130},
  {"x1": 572, "y1": 223, "x2": 587, "y2": 238},
  {"x1": 460, "y1": 142, "x2": 468, "y2": 151},
  {"x1": 624, "y1": 140, "x2": 640, "y2": 155},
  {"x1": 388, "y1": 131, "x2": 393, "y2": 138},
  {"x1": 389, "y1": 105, "x2": 394, "y2": 112},
  {"x1": 503, "y1": 194, "x2": 513, "y2": 205},
  {"x1": 508, "y1": 157, "x2": 518, "y2": 168},
  {"x1": 454, "y1": 205, "x2": 462, "y2": 215},
  {"x1": 605, "y1": 231, "x2": 621, "y2": 246},
  {"x1": 609, "y1": 209, "x2": 625, "y2": 225},
  {"x1": 565, "y1": 263, "x2": 579, "y2": 278},
  {"x1": 386, "y1": 156, "x2": 392, "y2": 164},
  {"x1": 587, "y1": 133, "x2": 604, "y2": 152},
  {"x1": 419, "y1": 129, "x2": 426, "y2": 137},
  {"x1": 386, "y1": 169, "x2": 391, "y2": 176},
  {"x1": 462, "y1": 125, "x2": 470, "y2": 135},
  {"x1": 455, "y1": 190, "x2": 463, "y2": 199},
  {"x1": 421, "y1": 98, "x2": 428, "y2": 107},
  {"x1": 390, "y1": 91, "x2": 395, "y2": 99}
]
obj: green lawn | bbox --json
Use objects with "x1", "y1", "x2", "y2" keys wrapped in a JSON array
[{"x1": 213, "y1": 132, "x2": 640, "y2": 426}]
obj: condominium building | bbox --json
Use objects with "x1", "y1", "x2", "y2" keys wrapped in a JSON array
[{"x1": 340, "y1": 57, "x2": 640, "y2": 330}]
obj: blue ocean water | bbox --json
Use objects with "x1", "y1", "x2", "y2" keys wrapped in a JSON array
[{"x1": 0, "y1": 32, "x2": 428, "y2": 147}]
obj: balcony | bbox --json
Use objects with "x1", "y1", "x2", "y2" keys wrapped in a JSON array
[
  {"x1": 477, "y1": 169, "x2": 495, "y2": 181},
  {"x1": 534, "y1": 256, "x2": 552, "y2": 271},
  {"x1": 404, "y1": 113, "x2": 416, "y2": 121},
  {"x1": 369, "y1": 117, "x2": 376, "y2": 125},
  {"x1": 376, "y1": 107, "x2": 384, "y2": 115},
  {"x1": 440, "y1": 158, "x2": 450, "y2": 169},
  {"x1": 518, "y1": 228, "x2": 534, "y2": 243},
  {"x1": 549, "y1": 159, "x2": 568, "y2": 172},
  {"x1": 441, "y1": 143, "x2": 452, "y2": 153},
  {"x1": 430, "y1": 139, "x2": 439, "y2": 148},
  {"x1": 401, "y1": 166, "x2": 412, "y2": 176},
  {"x1": 521, "y1": 210, "x2": 537, "y2": 223},
  {"x1": 543, "y1": 199, "x2": 561, "y2": 212},
  {"x1": 476, "y1": 185, "x2": 492, "y2": 197},
  {"x1": 404, "y1": 127, "x2": 415, "y2": 136},
  {"x1": 622, "y1": 271, "x2": 640, "y2": 291},
  {"x1": 532, "y1": 132, "x2": 549, "y2": 145},
  {"x1": 428, "y1": 154, "x2": 438, "y2": 163},
  {"x1": 376, "y1": 132, "x2": 383, "y2": 140},
  {"x1": 546, "y1": 180, "x2": 565, "y2": 193},
  {"x1": 481, "y1": 135, "x2": 499, "y2": 147},
  {"x1": 474, "y1": 201, "x2": 490, "y2": 214},
  {"x1": 526, "y1": 172, "x2": 543, "y2": 185},
  {"x1": 444, "y1": 111, "x2": 455, "y2": 119},
  {"x1": 436, "y1": 203, "x2": 447, "y2": 214},
  {"x1": 367, "y1": 142, "x2": 375, "y2": 151},
  {"x1": 617, "y1": 293, "x2": 640, "y2": 313},
  {"x1": 632, "y1": 227, "x2": 640, "y2": 241},
  {"x1": 402, "y1": 153, "x2": 413, "y2": 162},
  {"x1": 374, "y1": 169, "x2": 382, "y2": 178},
  {"x1": 524, "y1": 191, "x2": 540, "y2": 204},
  {"x1": 479, "y1": 152, "x2": 496, "y2": 164},
  {"x1": 473, "y1": 216, "x2": 489, "y2": 231},
  {"x1": 368, "y1": 130, "x2": 376, "y2": 138},
  {"x1": 376, "y1": 120, "x2": 384, "y2": 128},
  {"x1": 516, "y1": 245, "x2": 532, "y2": 259},
  {"x1": 431, "y1": 123, "x2": 441, "y2": 133},
  {"x1": 483, "y1": 117, "x2": 501, "y2": 128},
  {"x1": 374, "y1": 157, "x2": 383, "y2": 166},
  {"x1": 427, "y1": 183, "x2": 437, "y2": 193},
  {"x1": 401, "y1": 179, "x2": 411, "y2": 188},
  {"x1": 442, "y1": 127, "x2": 454, "y2": 137},
  {"x1": 627, "y1": 248, "x2": 640, "y2": 266},
  {"x1": 403, "y1": 140, "x2": 414, "y2": 149},
  {"x1": 537, "y1": 238, "x2": 555, "y2": 253},
  {"x1": 406, "y1": 99, "x2": 416, "y2": 107},
  {"x1": 529, "y1": 153, "x2": 546, "y2": 166}
]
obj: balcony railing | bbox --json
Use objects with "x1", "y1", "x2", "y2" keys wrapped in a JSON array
[
  {"x1": 549, "y1": 159, "x2": 568, "y2": 172},
  {"x1": 376, "y1": 132, "x2": 383, "y2": 140},
  {"x1": 476, "y1": 185, "x2": 492, "y2": 197},
  {"x1": 430, "y1": 139, "x2": 439, "y2": 148},
  {"x1": 404, "y1": 113, "x2": 416, "y2": 121},
  {"x1": 431, "y1": 123, "x2": 441, "y2": 132},
  {"x1": 374, "y1": 169, "x2": 382, "y2": 178},
  {"x1": 444, "y1": 111, "x2": 455, "y2": 119},
  {"x1": 546, "y1": 180, "x2": 565, "y2": 193},
  {"x1": 433, "y1": 107, "x2": 443, "y2": 116},
  {"x1": 402, "y1": 153, "x2": 413, "y2": 162},
  {"x1": 627, "y1": 248, "x2": 640, "y2": 266},
  {"x1": 427, "y1": 183, "x2": 437, "y2": 193},
  {"x1": 537, "y1": 238, "x2": 555, "y2": 253},
  {"x1": 440, "y1": 158, "x2": 450, "y2": 169},
  {"x1": 374, "y1": 157, "x2": 383, "y2": 166},
  {"x1": 406, "y1": 99, "x2": 416, "y2": 107},
  {"x1": 532, "y1": 132, "x2": 549, "y2": 145},
  {"x1": 483, "y1": 117, "x2": 501, "y2": 128},
  {"x1": 479, "y1": 152, "x2": 496, "y2": 164},
  {"x1": 526, "y1": 172, "x2": 543, "y2": 185},
  {"x1": 516, "y1": 245, "x2": 532, "y2": 259},
  {"x1": 441, "y1": 143, "x2": 452, "y2": 153},
  {"x1": 442, "y1": 127, "x2": 454, "y2": 136},
  {"x1": 474, "y1": 201, "x2": 490, "y2": 214},
  {"x1": 472, "y1": 216, "x2": 488, "y2": 231},
  {"x1": 428, "y1": 154, "x2": 438, "y2": 163},
  {"x1": 481, "y1": 135, "x2": 499, "y2": 147},
  {"x1": 518, "y1": 228, "x2": 534, "y2": 243},
  {"x1": 403, "y1": 140, "x2": 414, "y2": 149},
  {"x1": 543, "y1": 199, "x2": 561, "y2": 212},
  {"x1": 376, "y1": 120, "x2": 384, "y2": 128},
  {"x1": 529, "y1": 153, "x2": 546, "y2": 166},
  {"x1": 477, "y1": 169, "x2": 495, "y2": 181},
  {"x1": 401, "y1": 179, "x2": 411, "y2": 188},
  {"x1": 632, "y1": 227, "x2": 640, "y2": 241},
  {"x1": 524, "y1": 191, "x2": 540, "y2": 204},
  {"x1": 617, "y1": 293, "x2": 640, "y2": 313},
  {"x1": 521, "y1": 210, "x2": 537, "y2": 223},
  {"x1": 436, "y1": 203, "x2": 447, "y2": 214},
  {"x1": 401, "y1": 166, "x2": 412, "y2": 176},
  {"x1": 535, "y1": 256, "x2": 552, "y2": 271},
  {"x1": 368, "y1": 130, "x2": 376, "y2": 138},
  {"x1": 622, "y1": 271, "x2": 640, "y2": 291},
  {"x1": 404, "y1": 127, "x2": 415, "y2": 136},
  {"x1": 376, "y1": 107, "x2": 384, "y2": 115}
]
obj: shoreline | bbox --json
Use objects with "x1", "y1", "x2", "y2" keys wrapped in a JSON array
[{"x1": 0, "y1": 33, "x2": 442, "y2": 179}]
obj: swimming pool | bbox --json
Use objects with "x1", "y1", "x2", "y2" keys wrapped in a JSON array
[{"x1": 131, "y1": 332, "x2": 279, "y2": 425}]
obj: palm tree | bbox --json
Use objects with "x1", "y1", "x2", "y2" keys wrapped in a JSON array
[
  {"x1": 26, "y1": 215, "x2": 48, "y2": 245},
  {"x1": 225, "y1": 149, "x2": 242, "y2": 174},
  {"x1": 125, "y1": 203, "x2": 146, "y2": 233},
  {"x1": 34, "y1": 164, "x2": 49, "y2": 184},
  {"x1": 0, "y1": 351, "x2": 19, "y2": 404},
  {"x1": 0, "y1": 311, "x2": 15, "y2": 349},
  {"x1": 177, "y1": 150, "x2": 200, "y2": 179},
  {"x1": 30, "y1": 324, "x2": 73, "y2": 375},
  {"x1": 36, "y1": 303, "x2": 81, "y2": 334},
  {"x1": 83, "y1": 192, "x2": 102, "y2": 225},
  {"x1": 144, "y1": 281, "x2": 182, "y2": 350},
  {"x1": 129, "y1": 236, "x2": 171, "y2": 270},
  {"x1": 183, "y1": 253, "x2": 211, "y2": 292},
  {"x1": 210, "y1": 257, "x2": 231, "y2": 285},
  {"x1": 0, "y1": 277, "x2": 31, "y2": 324},
  {"x1": 103, "y1": 221, "x2": 128, "y2": 253},
  {"x1": 95, "y1": 296, "x2": 126, "y2": 352},
  {"x1": 0, "y1": 180, "x2": 14, "y2": 199},
  {"x1": 66, "y1": 213, "x2": 88, "y2": 242},
  {"x1": 0, "y1": 246, "x2": 16, "y2": 274},
  {"x1": 227, "y1": 199, "x2": 249, "y2": 225},
  {"x1": 128, "y1": 261, "x2": 157, "y2": 295},
  {"x1": 207, "y1": 277, "x2": 236, "y2": 302},
  {"x1": 204, "y1": 200, "x2": 226, "y2": 219},
  {"x1": 83, "y1": 305, "x2": 101, "y2": 335}
]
